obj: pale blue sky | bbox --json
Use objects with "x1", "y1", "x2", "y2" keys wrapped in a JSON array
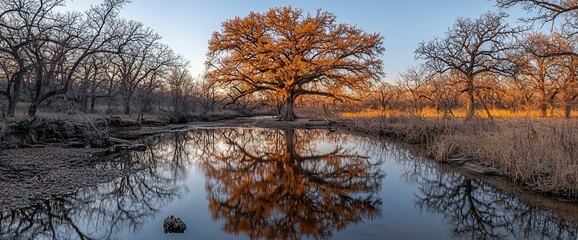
[{"x1": 64, "y1": 0, "x2": 525, "y2": 81}]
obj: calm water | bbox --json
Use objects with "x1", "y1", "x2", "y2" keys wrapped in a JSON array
[{"x1": 2, "y1": 128, "x2": 578, "y2": 239}]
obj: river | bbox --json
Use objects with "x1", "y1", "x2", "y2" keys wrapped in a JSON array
[{"x1": 2, "y1": 128, "x2": 578, "y2": 239}]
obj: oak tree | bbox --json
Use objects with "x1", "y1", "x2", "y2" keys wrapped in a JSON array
[
  {"x1": 205, "y1": 6, "x2": 384, "y2": 121},
  {"x1": 498, "y1": 0, "x2": 578, "y2": 57},
  {"x1": 515, "y1": 33, "x2": 564, "y2": 117},
  {"x1": 415, "y1": 12, "x2": 520, "y2": 121},
  {"x1": 497, "y1": 0, "x2": 578, "y2": 26},
  {"x1": 0, "y1": 0, "x2": 63, "y2": 116}
]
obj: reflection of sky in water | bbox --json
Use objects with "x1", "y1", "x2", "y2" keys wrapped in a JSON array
[{"x1": 2, "y1": 128, "x2": 578, "y2": 240}]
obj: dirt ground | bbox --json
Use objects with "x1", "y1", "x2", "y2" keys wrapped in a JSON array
[{"x1": 0, "y1": 147, "x2": 138, "y2": 210}]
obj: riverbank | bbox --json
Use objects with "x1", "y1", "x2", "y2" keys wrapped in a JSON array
[
  {"x1": 1, "y1": 114, "x2": 577, "y2": 211},
  {"x1": 341, "y1": 116, "x2": 578, "y2": 200},
  {"x1": 0, "y1": 147, "x2": 141, "y2": 210},
  {"x1": 0, "y1": 114, "x2": 240, "y2": 210}
]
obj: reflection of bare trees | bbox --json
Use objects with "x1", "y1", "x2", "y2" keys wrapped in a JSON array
[
  {"x1": 198, "y1": 128, "x2": 384, "y2": 240},
  {"x1": 400, "y1": 149, "x2": 578, "y2": 240},
  {"x1": 8, "y1": 127, "x2": 578, "y2": 240},
  {"x1": 0, "y1": 132, "x2": 192, "y2": 240}
]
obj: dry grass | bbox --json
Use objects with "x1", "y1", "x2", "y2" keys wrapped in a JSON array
[
  {"x1": 342, "y1": 108, "x2": 578, "y2": 119},
  {"x1": 343, "y1": 115, "x2": 578, "y2": 199},
  {"x1": 438, "y1": 119, "x2": 578, "y2": 198}
]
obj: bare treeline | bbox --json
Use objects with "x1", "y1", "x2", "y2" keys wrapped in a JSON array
[
  {"x1": 367, "y1": 1, "x2": 578, "y2": 120},
  {"x1": 3, "y1": 0, "x2": 578, "y2": 121},
  {"x1": 0, "y1": 0, "x2": 221, "y2": 121}
]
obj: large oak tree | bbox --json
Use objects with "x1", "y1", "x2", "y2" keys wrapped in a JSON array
[{"x1": 205, "y1": 6, "x2": 384, "y2": 121}]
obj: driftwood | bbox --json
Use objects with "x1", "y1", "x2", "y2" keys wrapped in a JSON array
[
  {"x1": 107, "y1": 137, "x2": 133, "y2": 144},
  {"x1": 107, "y1": 143, "x2": 147, "y2": 153}
]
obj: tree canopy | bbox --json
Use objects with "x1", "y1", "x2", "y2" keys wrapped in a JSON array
[{"x1": 205, "y1": 6, "x2": 384, "y2": 120}]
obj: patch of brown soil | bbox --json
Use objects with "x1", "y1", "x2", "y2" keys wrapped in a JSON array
[{"x1": 0, "y1": 147, "x2": 136, "y2": 210}]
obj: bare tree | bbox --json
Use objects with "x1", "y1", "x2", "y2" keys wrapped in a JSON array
[
  {"x1": 560, "y1": 50, "x2": 578, "y2": 118},
  {"x1": 195, "y1": 77, "x2": 222, "y2": 114},
  {"x1": 514, "y1": 32, "x2": 564, "y2": 117},
  {"x1": 398, "y1": 65, "x2": 430, "y2": 116},
  {"x1": 24, "y1": 0, "x2": 132, "y2": 117},
  {"x1": 112, "y1": 26, "x2": 185, "y2": 115},
  {"x1": 497, "y1": 0, "x2": 578, "y2": 26},
  {"x1": 205, "y1": 6, "x2": 384, "y2": 121},
  {"x1": 0, "y1": 0, "x2": 181, "y2": 117},
  {"x1": 0, "y1": 0, "x2": 64, "y2": 117},
  {"x1": 423, "y1": 73, "x2": 462, "y2": 118},
  {"x1": 166, "y1": 68, "x2": 195, "y2": 120},
  {"x1": 369, "y1": 80, "x2": 400, "y2": 114},
  {"x1": 415, "y1": 12, "x2": 521, "y2": 121},
  {"x1": 73, "y1": 54, "x2": 103, "y2": 113},
  {"x1": 498, "y1": 0, "x2": 578, "y2": 56}
]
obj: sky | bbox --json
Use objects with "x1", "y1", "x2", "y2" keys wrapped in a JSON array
[{"x1": 63, "y1": 0, "x2": 525, "y2": 82}]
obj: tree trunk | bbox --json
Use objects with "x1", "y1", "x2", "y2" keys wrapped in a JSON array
[
  {"x1": 276, "y1": 100, "x2": 284, "y2": 116},
  {"x1": 539, "y1": 83, "x2": 548, "y2": 117},
  {"x1": 137, "y1": 109, "x2": 143, "y2": 124},
  {"x1": 565, "y1": 103, "x2": 572, "y2": 119},
  {"x1": 124, "y1": 103, "x2": 131, "y2": 115},
  {"x1": 284, "y1": 128, "x2": 295, "y2": 158},
  {"x1": 7, "y1": 72, "x2": 23, "y2": 117},
  {"x1": 6, "y1": 93, "x2": 16, "y2": 117},
  {"x1": 540, "y1": 101, "x2": 547, "y2": 117},
  {"x1": 278, "y1": 93, "x2": 297, "y2": 121},
  {"x1": 90, "y1": 94, "x2": 96, "y2": 113},
  {"x1": 81, "y1": 95, "x2": 89, "y2": 113},
  {"x1": 122, "y1": 86, "x2": 133, "y2": 115},
  {"x1": 465, "y1": 78, "x2": 475, "y2": 121},
  {"x1": 123, "y1": 93, "x2": 132, "y2": 115},
  {"x1": 28, "y1": 103, "x2": 38, "y2": 117}
]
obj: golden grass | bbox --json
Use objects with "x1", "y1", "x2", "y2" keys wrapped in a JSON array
[
  {"x1": 341, "y1": 108, "x2": 578, "y2": 119},
  {"x1": 343, "y1": 115, "x2": 578, "y2": 199}
]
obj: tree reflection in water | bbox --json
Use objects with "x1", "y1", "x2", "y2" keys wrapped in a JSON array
[
  {"x1": 0, "y1": 132, "x2": 192, "y2": 240},
  {"x1": 4, "y1": 128, "x2": 578, "y2": 240},
  {"x1": 392, "y1": 148, "x2": 578, "y2": 240},
  {"x1": 199, "y1": 128, "x2": 384, "y2": 239}
]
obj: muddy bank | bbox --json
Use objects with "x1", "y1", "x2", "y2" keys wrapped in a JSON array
[
  {"x1": 0, "y1": 115, "x2": 259, "y2": 148},
  {"x1": 0, "y1": 147, "x2": 140, "y2": 210},
  {"x1": 111, "y1": 117, "x2": 340, "y2": 139},
  {"x1": 0, "y1": 116, "x2": 158, "y2": 149}
]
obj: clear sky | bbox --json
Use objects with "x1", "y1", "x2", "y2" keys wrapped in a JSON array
[{"x1": 63, "y1": 0, "x2": 525, "y2": 82}]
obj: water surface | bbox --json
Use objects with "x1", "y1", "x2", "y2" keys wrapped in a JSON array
[{"x1": 2, "y1": 128, "x2": 578, "y2": 239}]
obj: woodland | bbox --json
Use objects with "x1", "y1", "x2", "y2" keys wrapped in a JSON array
[
  {"x1": 1, "y1": 0, "x2": 578, "y2": 199},
  {"x1": 0, "y1": 1, "x2": 577, "y2": 122}
]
